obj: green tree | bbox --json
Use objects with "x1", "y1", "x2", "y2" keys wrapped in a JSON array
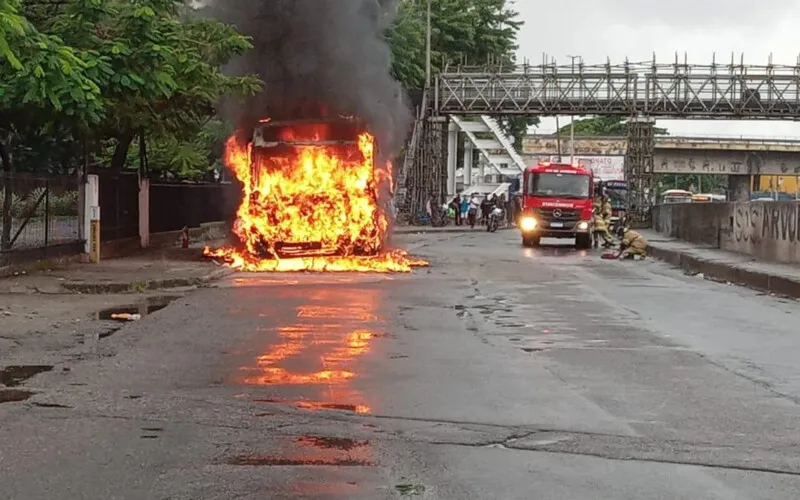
[
  {"x1": 556, "y1": 116, "x2": 668, "y2": 136},
  {"x1": 51, "y1": 0, "x2": 261, "y2": 176},
  {"x1": 386, "y1": 0, "x2": 537, "y2": 149},
  {"x1": 1, "y1": 0, "x2": 108, "y2": 248}
]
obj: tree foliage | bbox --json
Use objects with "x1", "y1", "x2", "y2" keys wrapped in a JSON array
[
  {"x1": 50, "y1": 0, "x2": 260, "y2": 174},
  {"x1": 555, "y1": 116, "x2": 727, "y2": 194},
  {"x1": 386, "y1": 0, "x2": 536, "y2": 149},
  {"x1": 556, "y1": 116, "x2": 668, "y2": 136},
  {"x1": 1, "y1": 0, "x2": 259, "y2": 178}
]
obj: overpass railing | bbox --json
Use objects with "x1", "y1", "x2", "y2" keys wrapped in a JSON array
[{"x1": 437, "y1": 59, "x2": 800, "y2": 118}]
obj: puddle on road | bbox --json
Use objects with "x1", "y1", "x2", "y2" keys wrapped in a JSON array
[
  {"x1": 232, "y1": 288, "x2": 383, "y2": 415},
  {"x1": 396, "y1": 484, "x2": 426, "y2": 496},
  {"x1": 0, "y1": 365, "x2": 53, "y2": 387},
  {"x1": 95, "y1": 295, "x2": 180, "y2": 322},
  {"x1": 0, "y1": 389, "x2": 36, "y2": 403},
  {"x1": 295, "y1": 436, "x2": 369, "y2": 451},
  {"x1": 224, "y1": 433, "x2": 374, "y2": 467},
  {"x1": 288, "y1": 482, "x2": 369, "y2": 497},
  {"x1": 253, "y1": 398, "x2": 370, "y2": 414},
  {"x1": 31, "y1": 402, "x2": 72, "y2": 408},
  {"x1": 225, "y1": 455, "x2": 373, "y2": 466}
]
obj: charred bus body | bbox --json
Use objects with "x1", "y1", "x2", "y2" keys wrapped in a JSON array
[{"x1": 247, "y1": 116, "x2": 382, "y2": 258}]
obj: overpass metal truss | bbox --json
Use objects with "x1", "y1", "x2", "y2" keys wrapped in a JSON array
[{"x1": 436, "y1": 57, "x2": 800, "y2": 118}]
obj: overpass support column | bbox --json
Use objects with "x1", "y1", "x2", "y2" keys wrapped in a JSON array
[
  {"x1": 446, "y1": 120, "x2": 458, "y2": 197},
  {"x1": 728, "y1": 175, "x2": 750, "y2": 201},
  {"x1": 463, "y1": 141, "x2": 474, "y2": 188},
  {"x1": 625, "y1": 116, "x2": 655, "y2": 228}
]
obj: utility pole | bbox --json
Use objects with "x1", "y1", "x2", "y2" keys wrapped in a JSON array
[
  {"x1": 566, "y1": 55, "x2": 582, "y2": 164},
  {"x1": 555, "y1": 116, "x2": 562, "y2": 160},
  {"x1": 425, "y1": 0, "x2": 431, "y2": 90}
]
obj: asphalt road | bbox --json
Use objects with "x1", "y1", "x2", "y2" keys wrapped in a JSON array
[{"x1": 3, "y1": 230, "x2": 800, "y2": 499}]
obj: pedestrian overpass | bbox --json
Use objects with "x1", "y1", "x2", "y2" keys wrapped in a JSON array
[{"x1": 398, "y1": 55, "x2": 800, "y2": 226}]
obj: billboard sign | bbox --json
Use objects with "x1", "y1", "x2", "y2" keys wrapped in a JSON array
[{"x1": 549, "y1": 155, "x2": 625, "y2": 181}]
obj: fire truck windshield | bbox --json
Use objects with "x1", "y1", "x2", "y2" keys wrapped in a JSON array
[{"x1": 527, "y1": 172, "x2": 591, "y2": 199}]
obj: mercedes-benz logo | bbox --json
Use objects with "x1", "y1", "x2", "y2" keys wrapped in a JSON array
[{"x1": 553, "y1": 209, "x2": 562, "y2": 218}]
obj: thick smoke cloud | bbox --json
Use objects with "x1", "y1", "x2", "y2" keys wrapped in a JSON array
[{"x1": 204, "y1": 0, "x2": 411, "y2": 157}]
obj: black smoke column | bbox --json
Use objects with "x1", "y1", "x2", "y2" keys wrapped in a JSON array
[{"x1": 203, "y1": 0, "x2": 411, "y2": 159}]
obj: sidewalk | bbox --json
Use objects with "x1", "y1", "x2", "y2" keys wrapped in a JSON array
[
  {"x1": 393, "y1": 224, "x2": 515, "y2": 235},
  {"x1": 0, "y1": 243, "x2": 232, "y2": 295},
  {"x1": 0, "y1": 242, "x2": 236, "y2": 366},
  {"x1": 640, "y1": 230, "x2": 800, "y2": 299}
]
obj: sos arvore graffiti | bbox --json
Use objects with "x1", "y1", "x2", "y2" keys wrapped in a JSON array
[{"x1": 734, "y1": 202, "x2": 800, "y2": 243}]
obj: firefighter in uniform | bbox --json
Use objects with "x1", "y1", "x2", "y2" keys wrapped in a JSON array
[
  {"x1": 618, "y1": 226, "x2": 648, "y2": 259},
  {"x1": 592, "y1": 199, "x2": 613, "y2": 248},
  {"x1": 601, "y1": 196, "x2": 613, "y2": 232}
]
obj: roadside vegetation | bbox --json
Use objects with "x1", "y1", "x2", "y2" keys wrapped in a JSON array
[{"x1": 0, "y1": 0, "x2": 527, "y2": 245}]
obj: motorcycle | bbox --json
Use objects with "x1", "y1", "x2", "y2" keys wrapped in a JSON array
[
  {"x1": 487, "y1": 206, "x2": 504, "y2": 232},
  {"x1": 468, "y1": 207, "x2": 478, "y2": 228},
  {"x1": 431, "y1": 205, "x2": 451, "y2": 227}
]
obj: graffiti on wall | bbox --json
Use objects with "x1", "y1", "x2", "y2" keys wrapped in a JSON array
[
  {"x1": 521, "y1": 137, "x2": 626, "y2": 155},
  {"x1": 733, "y1": 202, "x2": 800, "y2": 243},
  {"x1": 656, "y1": 156, "x2": 745, "y2": 174}
]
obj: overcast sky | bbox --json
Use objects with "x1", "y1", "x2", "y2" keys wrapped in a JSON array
[{"x1": 513, "y1": 0, "x2": 800, "y2": 138}]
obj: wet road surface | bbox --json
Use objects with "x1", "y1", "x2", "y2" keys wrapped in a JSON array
[{"x1": 3, "y1": 230, "x2": 800, "y2": 498}]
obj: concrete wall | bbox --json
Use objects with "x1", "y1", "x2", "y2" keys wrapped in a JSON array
[
  {"x1": 652, "y1": 202, "x2": 800, "y2": 264},
  {"x1": 522, "y1": 135, "x2": 800, "y2": 175},
  {"x1": 652, "y1": 202, "x2": 730, "y2": 248}
]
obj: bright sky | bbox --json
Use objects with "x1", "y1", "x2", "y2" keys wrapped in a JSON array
[{"x1": 514, "y1": 0, "x2": 800, "y2": 138}]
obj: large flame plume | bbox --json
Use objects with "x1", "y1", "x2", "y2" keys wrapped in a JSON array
[{"x1": 204, "y1": 123, "x2": 426, "y2": 272}]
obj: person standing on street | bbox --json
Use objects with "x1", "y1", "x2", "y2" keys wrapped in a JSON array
[
  {"x1": 602, "y1": 195, "x2": 613, "y2": 233},
  {"x1": 592, "y1": 199, "x2": 613, "y2": 248},
  {"x1": 480, "y1": 196, "x2": 491, "y2": 225},
  {"x1": 468, "y1": 194, "x2": 480, "y2": 228},
  {"x1": 450, "y1": 196, "x2": 462, "y2": 226},
  {"x1": 460, "y1": 196, "x2": 469, "y2": 223}
]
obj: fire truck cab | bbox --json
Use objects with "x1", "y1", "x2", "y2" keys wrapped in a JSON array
[{"x1": 518, "y1": 160, "x2": 595, "y2": 249}]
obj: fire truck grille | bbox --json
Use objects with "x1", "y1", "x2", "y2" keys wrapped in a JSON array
[{"x1": 535, "y1": 208, "x2": 580, "y2": 221}]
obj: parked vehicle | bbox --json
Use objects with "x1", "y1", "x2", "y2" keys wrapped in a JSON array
[
  {"x1": 661, "y1": 189, "x2": 693, "y2": 204},
  {"x1": 518, "y1": 160, "x2": 594, "y2": 249},
  {"x1": 487, "y1": 206, "x2": 504, "y2": 232}
]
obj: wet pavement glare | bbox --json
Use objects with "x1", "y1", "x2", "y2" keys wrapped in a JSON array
[{"x1": 228, "y1": 284, "x2": 387, "y2": 416}]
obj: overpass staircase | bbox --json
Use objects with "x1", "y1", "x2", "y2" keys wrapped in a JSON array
[
  {"x1": 450, "y1": 115, "x2": 526, "y2": 179},
  {"x1": 396, "y1": 96, "x2": 525, "y2": 214}
]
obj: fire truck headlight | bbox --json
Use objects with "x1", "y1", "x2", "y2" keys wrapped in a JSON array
[
  {"x1": 520, "y1": 217, "x2": 537, "y2": 231},
  {"x1": 577, "y1": 221, "x2": 589, "y2": 230}
]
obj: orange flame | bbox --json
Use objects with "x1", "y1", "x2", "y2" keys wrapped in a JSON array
[{"x1": 204, "y1": 125, "x2": 426, "y2": 272}]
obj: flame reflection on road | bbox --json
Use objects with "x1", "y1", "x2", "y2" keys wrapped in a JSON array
[{"x1": 235, "y1": 288, "x2": 383, "y2": 413}]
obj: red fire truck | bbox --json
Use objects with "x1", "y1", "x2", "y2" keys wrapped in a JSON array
[{"x1": 518, "y1": 160, "x2": 595, "y2": 249}]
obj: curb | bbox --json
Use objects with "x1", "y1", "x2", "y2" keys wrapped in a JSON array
[
  {"x1": 61, "y1": 266, "x2": 236, "y2": 294},
  {"x1": 393, "y1": 226, "x2": 515, "y2": 235},
  {"x1": 648, "y1": 244, "x2": 800, "y2": 299}
]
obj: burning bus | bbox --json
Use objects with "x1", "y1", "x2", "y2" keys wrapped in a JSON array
[{"x1": 204, "y1": 116, "x2": 425, "y2": 272}]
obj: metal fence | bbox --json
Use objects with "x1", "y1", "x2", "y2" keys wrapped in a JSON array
[
  {"x1": 1, "y1": 174, "x2": 81, "y2": 260},
  {"x1": 92, "y1": 170, "x2": 140, "y2": 242},
  {"x1": 1, "y1": 171, "x2": 242, "y2": 267},
  {"x1": 149, "y1": 181, "x2": 240, "y2": 233}
]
